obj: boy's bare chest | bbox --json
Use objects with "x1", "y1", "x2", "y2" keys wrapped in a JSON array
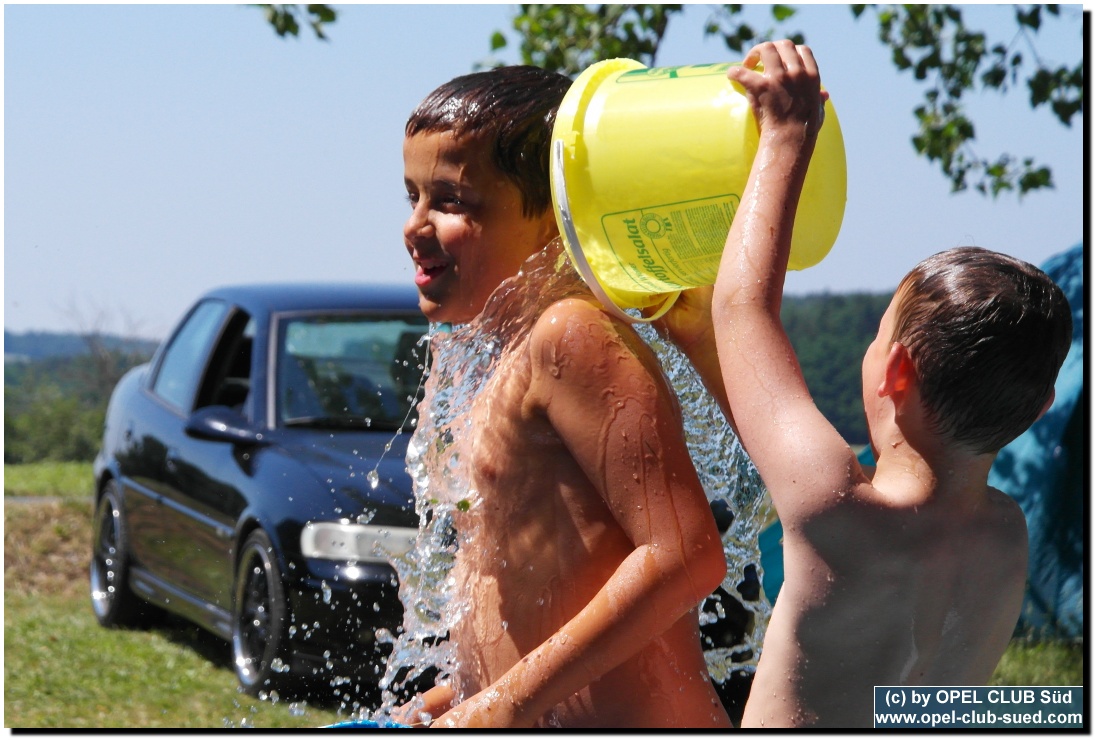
[
  {"x1": 460, "y1": 345, "x2": 609, "y2": 530},
  {"x1": 470, "y1": 348, "x2": 556, "y2": 450}
]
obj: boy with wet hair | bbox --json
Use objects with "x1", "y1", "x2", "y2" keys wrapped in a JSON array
[
  {"x1": 662, "y1": 41, "x2": 1073, "y2": 727},
  {"x1": 396, "y1": 65, "x2": 732, "y2": 727}
]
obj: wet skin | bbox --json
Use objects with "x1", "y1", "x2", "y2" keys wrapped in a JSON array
[
  {"x1": 400, "y1": 131, "x2": 731, "y2": 728},
  {"x1": 671, "y1": 41, "x2": 1029, "y2": 728},
  {"x1": 438, "y1": 298, "x2": 731, "y2": 727},
  {"x1": 403, "y1": 130, "x2": 557, "y2": 326}
]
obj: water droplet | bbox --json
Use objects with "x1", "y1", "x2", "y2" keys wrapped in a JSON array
[{"x1": 367, "y1": 470, "x2": 380, "y2": 490}]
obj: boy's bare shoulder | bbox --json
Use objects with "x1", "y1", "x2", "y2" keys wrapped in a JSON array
[
  {"x1": 983, "y1": 486, "x2": 1030, "y2": 547},
  {"x1": 527, "y1": 297, "x2": 662, "y2": 404},
  {"x1": 529, "y1": 297, "x2": 634, "y2": 362},
  {"x1": 532, "y1": 296, "x2": 612, "y2": 335}
]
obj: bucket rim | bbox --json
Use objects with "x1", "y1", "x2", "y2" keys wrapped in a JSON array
[{"x1": 549, "y1": 138, "x2": 677, "y2": 324}]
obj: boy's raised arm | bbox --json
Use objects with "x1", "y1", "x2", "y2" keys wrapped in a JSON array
[{"x1": 711, "y1": 42, "x2": 859, "y2": 511}]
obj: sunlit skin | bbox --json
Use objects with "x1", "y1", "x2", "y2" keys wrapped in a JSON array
[
  {"x1": 403, "y1": 130, "x2": 557, "y2": 325},
  {"x1": 397, "y1": 131, "x2": 731, "y2": 728},
  {"x1": 662, "y1": 41, "x2": 1032, "y2": 728}
]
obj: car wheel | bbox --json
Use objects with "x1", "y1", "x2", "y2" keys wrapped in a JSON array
[
  {"x1": 90, "y1": 481, "x2": 156, "y2": 627},
  {"x1": 233, "y1": 530, "x2": 293, "y2": 695}
]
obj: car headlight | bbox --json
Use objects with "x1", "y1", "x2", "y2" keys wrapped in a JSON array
[{"x1": 300, "y1": 521, "x2": 417, "y2": 563}]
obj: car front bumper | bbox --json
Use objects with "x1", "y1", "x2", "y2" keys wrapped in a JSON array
[{"x1": 288, "y1": 558, "x2": 405, "y2": 675}]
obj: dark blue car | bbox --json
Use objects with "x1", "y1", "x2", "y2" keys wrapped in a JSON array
[{"x1": 90, "y1": 283, "x2": 429, "y2": 697}]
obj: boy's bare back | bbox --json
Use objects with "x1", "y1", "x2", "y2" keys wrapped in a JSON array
[
  {"x1": 745, "y1": 454, "x2": 1027, "y2": 726},
  {"x1": 733, "y1": 280, "x2": 1027, "y2": 727}
]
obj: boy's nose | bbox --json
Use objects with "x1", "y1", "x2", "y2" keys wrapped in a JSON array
[{"x1": 403, "y1": 204, "x2": 434, "y2": 242}]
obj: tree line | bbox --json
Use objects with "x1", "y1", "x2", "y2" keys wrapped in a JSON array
[
  {"x1": 4, "y1": 337, "x2": 154, "y2": 464},
  {"x1": 3, "y1": 291, "x2": 890, "y2": 464}
]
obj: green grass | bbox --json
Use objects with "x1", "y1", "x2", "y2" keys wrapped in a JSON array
[
  {"x1": 4, "y1": 461, "x2": 94, "y2": 500},
  {"x1": 4, "y1": 495, "x2": 349, "y2": 729},
  {"x1": 2, "y1": 463, "x2": 1085, "y2": 727},
  {"x1": 4, "y1": 591, "x2": 345, "y2": 728},
  {"x1": 990, "y1": 639, "x2": 1085, "y2": 687}
]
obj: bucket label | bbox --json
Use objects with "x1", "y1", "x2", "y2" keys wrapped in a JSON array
[
  {"x1": 599, "y1": 194, "x2": 740, "y2": 293},
  {"x1": 616, "y1": 63, "x2": 734, "y2": 83}
]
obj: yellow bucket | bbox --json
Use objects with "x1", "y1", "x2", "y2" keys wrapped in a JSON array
[{"x1": 550, "y1": 59, "x2": 847, "y2": 322}]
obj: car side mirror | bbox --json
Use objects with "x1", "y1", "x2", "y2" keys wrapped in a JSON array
[{"x1": 185, "y1": 406, "x2": 270, "y2": 446}]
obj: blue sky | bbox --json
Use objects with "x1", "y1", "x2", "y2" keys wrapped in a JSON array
[{"x1": 4, "y1": 4, "x2": 1086, "y2": 339}]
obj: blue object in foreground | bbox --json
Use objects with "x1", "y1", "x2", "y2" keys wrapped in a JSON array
[
  {"x1": 324, "y1": 719, "x2": 408, "y2": 729},
  {"x1": 987, "y1": 243, "x2": 1084, "y2": 638}
]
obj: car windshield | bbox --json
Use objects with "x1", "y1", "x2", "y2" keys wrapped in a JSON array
[{"x1": 276, "y1": 313, "x2": 429, "y2": 431}]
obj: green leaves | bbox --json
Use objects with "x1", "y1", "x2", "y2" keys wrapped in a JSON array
[
  {"x1": 256, "y1": 4, "x2": 337, "y2": 41},
  {"x1": 489, "y1": 4, "x2": 805, "y2": 79},
  {"x1": 854, "y1": 3, "x2": 1080, "y2": 197},
  {"x1": 772, "y1": 5, "x2": 796, "y2": 22},
  {"x1": 702, "y1": 4, "x2": 804, "y2": 54},
  {"x1": 487, "y1": 4, "x2": 683, "y2": 76},
  {"x1": 485, "y1": 3, "x2": 1079, "y2": 199}
]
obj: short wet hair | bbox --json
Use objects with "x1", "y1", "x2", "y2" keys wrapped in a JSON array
[
  {"x1": 405, "y1": 65, "x2": 572, "y2": 218},
  {"x1": 890, "y1": 246, "x2": 1072, "y2": 455}
]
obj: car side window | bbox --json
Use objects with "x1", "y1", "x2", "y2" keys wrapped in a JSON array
[
  {"x1": 151, "y1": 300, "x2": 230, "y2": 412},
  {"x1": 196, "y1": 313, "x2": 255, "y2": 413}
]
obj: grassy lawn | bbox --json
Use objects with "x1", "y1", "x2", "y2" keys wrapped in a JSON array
[
  {"x1": 4, "y1": 496, "x2": 346, "y2": 728},
  {"x1": 5, "y1": 590, "x2": 346, "y2": 728},
  {"x1": 990, "y1": 639, "x2": 1085, "y2": 687},
  {"x1": 2, "y1": 463, "x2": 1084, "y2": 728},
  {"x1": 4, "y1": 461, "x2": 94, "y2": 500}
]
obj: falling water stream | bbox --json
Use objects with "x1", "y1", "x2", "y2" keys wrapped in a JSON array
[{"x1": 357, "y1": 238, "x2": 771, "y2": 724}]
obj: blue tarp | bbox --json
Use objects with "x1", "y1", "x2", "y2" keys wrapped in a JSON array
[
  {"x1": 987, "y1": 243, "x2": 1085, "y2": 638},
  {"x1": 760, "y1": 244, "x2": 1085, "y2": 639}
]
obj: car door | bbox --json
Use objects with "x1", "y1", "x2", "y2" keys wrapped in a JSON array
[
  {"x1": 124, "y1": 299, "x2": 232, "y2": 582},
  {"x1": 127, "y1": 299, "x2": 254, "y2": 614},
  {"x1": 153, "y1": 309, "x2": 255, "y2": 611}
]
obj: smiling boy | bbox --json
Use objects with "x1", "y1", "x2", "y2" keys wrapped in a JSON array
[{"x1": 394, "y1": 66, "x2": 731, "y2": 728}]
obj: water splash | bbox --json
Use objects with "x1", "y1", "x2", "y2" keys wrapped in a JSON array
[
  {"x1": 633, "y1": 321, "x2": 771, "y2": 683},
  {"x1": 365, "y1": 238, "x2": 770, "y2": 721}
]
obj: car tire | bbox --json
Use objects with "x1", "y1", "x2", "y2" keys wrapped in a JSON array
[
  {"x1": 233, "y1": 530, "x2": 294, "y2": 695},
  {"x1": 90, "y1": 481, "x2": 158, "y2": 628}
]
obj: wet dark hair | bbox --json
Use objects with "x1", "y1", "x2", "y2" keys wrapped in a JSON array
[
  {"x1": 405, "y1": 65, "x2": 572, "y2": 218},
  {"x1": 890, "y1": 246, "x2": 1072, "y2": 455}
]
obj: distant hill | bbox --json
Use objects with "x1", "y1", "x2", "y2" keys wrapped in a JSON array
[
  {"x1": 781, "y1": 291, "x2": 894, "y2": 445},
  {"x1": 4, "y1": 330, "x2": 160, "y2": 363}
]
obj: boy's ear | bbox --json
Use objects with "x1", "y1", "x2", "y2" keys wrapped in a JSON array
[
  {"x1": 880, "y1": 342, "x2": 916, "y2": 399},
  {"x1": 538, "y1": 210, "x2": 560, "y2": 244}
]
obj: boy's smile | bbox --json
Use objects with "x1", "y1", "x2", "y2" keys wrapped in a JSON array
[{"x1": 402, "y1": 130, "x2": 558, "y2": 325}]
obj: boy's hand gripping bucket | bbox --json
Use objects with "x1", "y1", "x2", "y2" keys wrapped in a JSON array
[{"x1": 550, "y1": 59, "x2": 847, "y2": 323}]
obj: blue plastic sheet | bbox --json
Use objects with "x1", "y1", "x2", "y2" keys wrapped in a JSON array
[{"x1": 987, "y1": 243, "x2": 1085, "y2": 638}]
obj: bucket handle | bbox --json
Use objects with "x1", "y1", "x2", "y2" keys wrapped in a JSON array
[{"x1": 551, "y1": 139, "x2": 678, "y2": 324}]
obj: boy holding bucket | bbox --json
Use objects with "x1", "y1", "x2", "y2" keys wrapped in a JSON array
[
  {"x1": 661, "y1": 41, "x2": 1072, "y2": 727},
  {"x1": 394, "y1": 65, "x2": 731, "y2": 728}
]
